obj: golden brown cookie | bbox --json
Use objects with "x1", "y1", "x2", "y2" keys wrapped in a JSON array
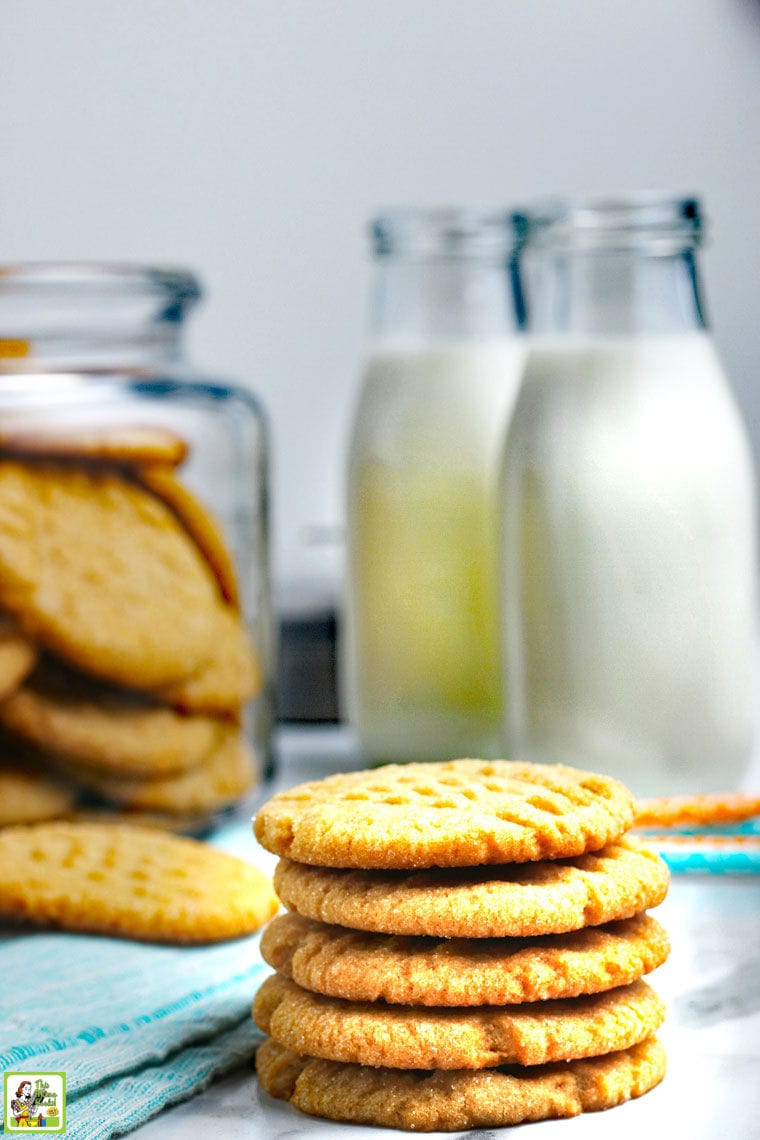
[
  {"x1": 138, "y1": 464, "x2": 240, "y2": 607},
  {"x1": 256, "y1": 1035, "x2": 667, "y2": 1131},
  {"x1": 635, "y1": 791, "x2": 760, "y2": 828},
  {"x1": 152, "y1": 604, "x2": 262, "y2": 716},
  {"x1": 0, "y1": 765, "x2": 76, "y2": 826},
  {"x1": 0, "y1": 424, "x2": 188, "y2": 466},
  {"x1": 259, "y1": 912, "x2": 669, "y2": 1006},
  {"x1": 253, "y1": 973, "x2": 665, "y2": 1069},
  {"x1": 254, "y1": 759, "x2": 634, "y2": 870},
  {"x1": 62, "y1": 728, "x2": 257, "y2": 813},
  {"x1": 0, "y1": 461, "x2": 227, "y2": 689},
  {"x1": 0, "y1": 674, "x2": 229, "y2": 776},
  {"x1": 0, "y1": 613, "x2": 37, "y2": 700},
  {"x1": 0, "y1": 820, "x2": 278, "y2": 941},
  {"x1": 273, "y1": 837, "x2": 669, "y2": 939}
]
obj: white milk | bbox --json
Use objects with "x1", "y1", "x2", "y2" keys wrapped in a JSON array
[
  {"x1": 501, "y1": 333, "x2": 758, "y2": 795},
  {"x1": 345, "y1": 340, "x2": 524, "y2": 761}
]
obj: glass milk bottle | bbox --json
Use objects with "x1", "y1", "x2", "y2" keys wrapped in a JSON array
[
  {"x1": 344, "y1": 209, "x2": 524, "y2": 761},
  {"x1": 501, "y1": 196, "x2": 757, "y2": 795}
]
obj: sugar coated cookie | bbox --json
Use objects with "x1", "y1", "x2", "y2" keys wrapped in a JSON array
[
  {"x1": 0, "y1": 423, "x2": 188, "y2": 466},
  {"x1": 138, "y1": 464, "x2": 240, "y2": 607},
  {"x1": 0, "y1": 673, "x2": 228, "y2": 776},
  {"x1": 0, "y1": 461, "x2": 227, "y2": 688},
  {"x1": 255, "y1": 759, "x2": 635, "y2": 869},
  {"x1": 0, "y1": 820, "x2": 278, "y2": 941},
  {"x1": 260, "y1": 911, "x2": 669, "y2": 1006},
  {"x1": 256, "y1": 1035, "x2": 666, "y2": 1131},
  {"x1": 62, "y1": 728, "x2": 257, "y2": 814},
  {"x1": 273, "y1": 838, "x2": 669, "y2": 939},
  {"x1": 0, "y1": 765, "x2": 76, "y2": 826},
  {"x1": 0, "y1": 613, "x2": 37, "y2": 700},
  {"x1": 253, "y1": 974, "x2": 665, "y2": 1069}
]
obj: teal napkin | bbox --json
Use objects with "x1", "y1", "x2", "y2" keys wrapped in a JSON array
[{"x1": 0, "y1": 821, "x2": 273, "y2": 1139}]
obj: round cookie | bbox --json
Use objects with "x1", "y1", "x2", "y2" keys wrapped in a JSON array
[
  {"x1": 0, "y1": 765, "x2": 76, "y2": 826},
  {"x1": 259, "y1": 912, "x2": 670, "y2": 1006},
  {"x1": 254, "y1": 759, "x2": 635, "y2": 869},
  {"x1": 0, "y1": 675, "x2": 228, "y2": 776},
  {"x1": 153, "y1": 604, "x2": 263, "y2": 715},
  {"x1": 256, "y1": 1036, "x2": 667, "y2": 1131},
  {"x1": 0, "y1": 820, "x2": 278, "y2": 942},
  {"x1": 0, "y1": 424, "x2": 188, "y2": 467},
  {"x1": 63, "y1": 728, "x2": 257, "y2": 814},
  {"x1": 273, "y1": 837, "x2": 669, "y2": 939},
  {"x1": 253, "y1": 974, "x2": 665, "y2": 1069},
  {"x1": 0, "y1": 461, "x2": 228, "y2": 689},
  {"x1": 138, "y1": 464, "x2": 240, "y2": 607},
  {"x1": 0, "y1": 613, "x2": 37, "y2": 700}
]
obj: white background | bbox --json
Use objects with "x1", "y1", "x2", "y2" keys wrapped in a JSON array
[{"x1": 2, "y1": 0, "x2": 760, "y2": 597}]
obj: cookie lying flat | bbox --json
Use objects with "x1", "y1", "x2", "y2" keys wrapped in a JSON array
[
  {"x1": 256, "y1": 1035, "x2": 666, "y2": 1132},
  {"x1": 0, "y1": 423, "x2": 188, "y2": 467},
  {"x1": 153, "y1": 604, "x2": 262, "y2": 716},
  {"x1": 0, "y1": 765, "x2": 76, "y2": 826},
  {"x1": 273, "y1": 838, "x2": 669, "y2": 939},
  {"x1": 0, "y1": 613, "x2": 37, "y2": 701},
  {"x1": 260, "y1": 912, "x2": 669, "y2": 1006},
  {"x1": 0, "y1": 675, "x2": 228, "y2": 776},
  {"x1": 0, "y1": 821, "x2": 278, "y2": 941},
  {"x1": 138, "y1": 465, "x2": 240, "y2": 608},
  {"x1": 253, "y1": 974, "x2": 664, "y2": 1069},
  {"x1": 255, "y1": 759, "x2": 634, "y2": 869},
  {"x1": 63, "y1": 729, "x2": 256, "y2": 814},
  {"x1": 0, "y1": 461, "x2": 227, "y2": 689}
]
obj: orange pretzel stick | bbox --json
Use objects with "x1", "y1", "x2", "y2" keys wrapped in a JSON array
[{"x1": 634, "y1": 792, "x2": 760, "y2": 829}]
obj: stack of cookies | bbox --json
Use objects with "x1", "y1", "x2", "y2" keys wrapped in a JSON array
[
  {"x1": 0, "y1": 425, "x2": 262, "y2": 827},
  {"x1": 253, "y1": 759, "x2": 670, "y2": 1132}
]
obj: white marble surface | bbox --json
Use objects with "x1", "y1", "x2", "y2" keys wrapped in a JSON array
[{"x1": 132, "y1": 726, "x2": 760, "y2": 1139}]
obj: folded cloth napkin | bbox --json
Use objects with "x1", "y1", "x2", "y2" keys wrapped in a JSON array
[
  {"x1": 637, "y1": 817, "x2": 760, "y2": 874},
  {"x1": 0, "y1": 821, "x2": 274, "y2": 1139}
]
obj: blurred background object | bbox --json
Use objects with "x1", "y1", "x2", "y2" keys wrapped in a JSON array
[{"x1": 3, "y1": 0, "x2": 760, "y2": 725}]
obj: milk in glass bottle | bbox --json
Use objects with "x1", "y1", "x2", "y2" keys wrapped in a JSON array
[
  {"x1": 345, "y1": 209, "x2": 524, "y2": 761},
  {"x1": 501, "y1": 196, "x2": 757, "y2": 795}
]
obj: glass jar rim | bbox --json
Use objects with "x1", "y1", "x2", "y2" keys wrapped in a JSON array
[
  {"x1": 0, "y1": 261, "x2": 202, "y2": 303},
  {"x1": 371, "y1": 208, "x2": 520, "y2": 258},
  {"x1": 515, "y1": 193, "x2": 703, "y2": 252}
]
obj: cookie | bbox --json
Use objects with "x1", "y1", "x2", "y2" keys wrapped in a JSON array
[
  {"x1": 0, "y1": 820, "x2": 278, "y2": 942},
  {"x1": 0, "y1": 461, "x2": 227, "y2": 688},
  {"x1": 254, "y1": 759, "x2": 635, "y2": 869},
  {"x1": 0, "y1": 613, "x2": 37, "y2": 700},
  {"x1": 256, "y1": 1035, "x2": 666, "y2": 1131},
  {"x1": 253, "y1": 973, "x2": 664, "y2": 1069},
  {"x1": 259, "y1": 912, "x2": 669, "y2": 1006},
  {"x1": 635, "y1": 791, "x2": 760, "y2": 829},
  {"x1": 153, "y1": 604, "x2": 263, "y2": 715},
  {"x1": 0, "y1": 765, "x2": 76, "y2": 826},
  {"x1": 62, "y1": 728, "x2": 257, "y2": 813},
  {"x1": 0, "y1": 424, "x2": 188, "y2": 466},
  {"x1": 273, "y1": 837, "x2": 669, "y2": 938},
  {"x1": 138, "y1": 464, "x2": 240, "y2": 607},
  {"x1": 0, "y1": 673, "x2": 228, "y2": 775}
]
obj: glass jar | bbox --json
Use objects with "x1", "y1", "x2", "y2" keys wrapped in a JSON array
[
  {"x1": 343, "y1": 209, "x2": 525, "y2": 762},
  {"x1": 501, "y1": 196, "x2": 758, "y2": 795},
  {"x1": 0, "y1": 263, "x2": 271, "y2": 826}
]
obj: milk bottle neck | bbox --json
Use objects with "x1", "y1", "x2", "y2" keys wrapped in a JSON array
[
  {"x1": 526, "y1": 247, "x2": 708, "y2": 337},
  {"x1": 369, "y1": 210, "x2": 522, "y2": 341}
]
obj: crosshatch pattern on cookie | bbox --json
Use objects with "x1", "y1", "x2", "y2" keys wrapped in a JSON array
[
  {"x1": 273, "y1": 838, "x2": 669, "y2": 939},
  {"x1": 260, "y1": 912, "x2": 670, "y2": 1005},
  {"x1": 255, "y1": 759, "x2": 635, "y2": 869}
]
